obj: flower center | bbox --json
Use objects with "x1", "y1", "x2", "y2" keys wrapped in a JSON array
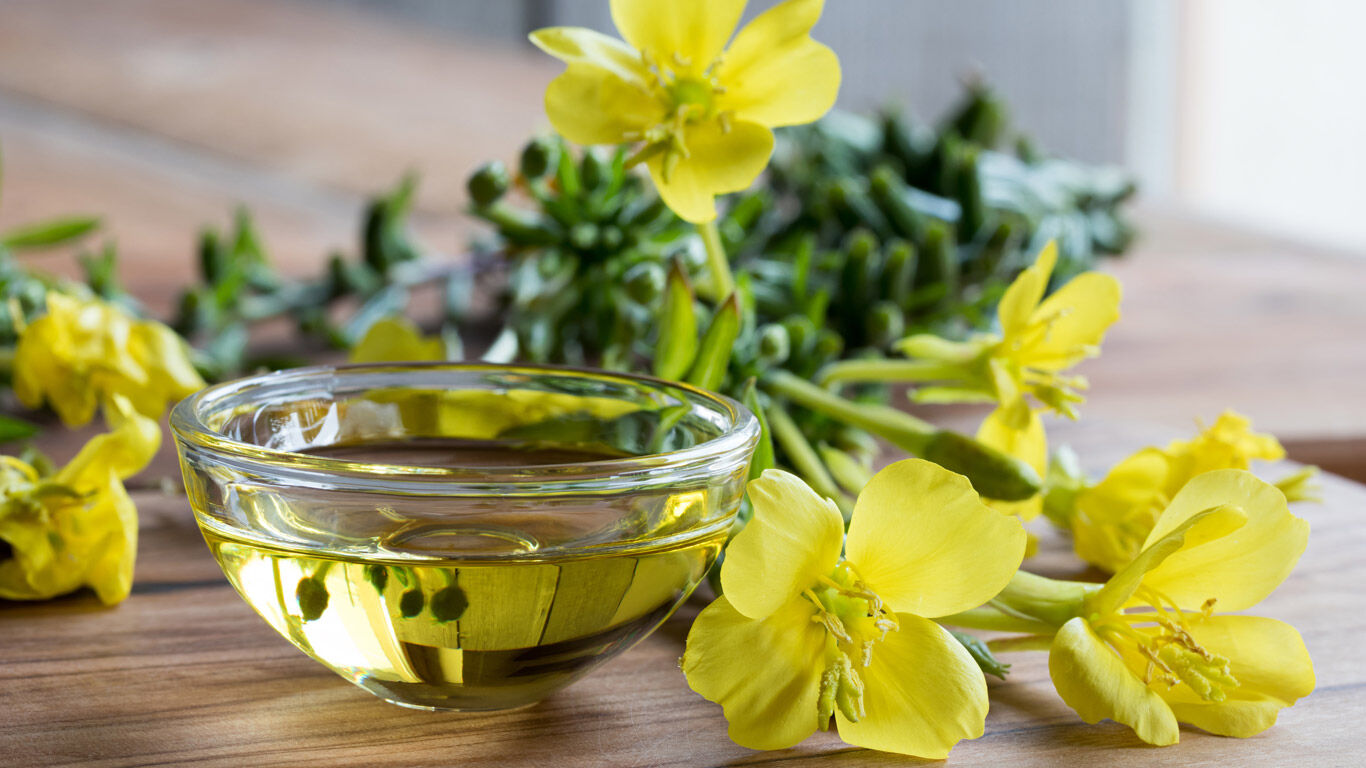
[
  {"x1": 1095, "y1": 587, "x2": 1239, "y2": 702},
  {"x1": 803, "y1": 562, "x2": 898, "y2": 726},
  {"x1": 623, "y1": 51, "x2": 734, "y2": 182}
]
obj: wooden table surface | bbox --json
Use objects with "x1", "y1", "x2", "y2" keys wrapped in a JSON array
[{"x1": 1, "y1": 1, "x2": 1364, "y2": 765}]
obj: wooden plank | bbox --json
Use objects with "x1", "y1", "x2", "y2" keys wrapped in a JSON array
[
  {"x1": 0, "y1": 0, "x2": 556, "y2": 215},
  {"x1": 1, "y1": 421, "x2": 1361, "y2": 767}
]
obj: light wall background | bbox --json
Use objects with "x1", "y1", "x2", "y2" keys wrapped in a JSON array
[{"x1": 336, "y1": 0, "x2": 1366, "y2": 254}]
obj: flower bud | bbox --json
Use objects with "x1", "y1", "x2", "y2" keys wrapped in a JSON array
[{"x1": 467, "y1": 161, "x2": 510, "y2": 207}]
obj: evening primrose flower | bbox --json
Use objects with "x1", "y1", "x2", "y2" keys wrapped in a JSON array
[
  {"x1": 683, "y1": 460, "x2": 1026, "y2": 757},
  {"x1": 0, "y1": 396, "x2": 159, "y2": 605},
  {"x1": 530, "y1": 0, "x2": 840, "y2": 222},
  {"x1": 1050, "y1": 470, "x2": 1313, "y2": 745},
  {"x1": 890, "y1": 241, "x2": 1122, "y2": 418},
  {"x1": 1071, "y1": 411, "x2": 1313, "y2": 573},
  {"x1": 13, "y1": 292, "x2": 204, "y2": 427},
  {"x1": 349, "y1": 317, "x2": 446, "y2": 363}
]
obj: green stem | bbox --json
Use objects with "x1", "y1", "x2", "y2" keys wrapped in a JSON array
[
  {"x1": 987, "y1": 634, "x2": 1054, "y2": 653},
  {"x1": 993, "y1": 570, "x2": 1100, "y2": 628},
  {"x1": 762, "y1": 369, "x2": 935, "y2": 453},
  {"x1": 939, "y1": 604, "x2": 1059, "y2": 636},
  {"x1": 765, "y1": 403, "x2": 853, "y2": 516},
  {"x1": 697, "y1": 220, "x2": 734, "y2": 301},
  {"x1": 818, "y1": 358, "x2": 965, "y2": 387}
]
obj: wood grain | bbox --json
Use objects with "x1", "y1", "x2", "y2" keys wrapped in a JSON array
[{"x1": 2, "y1": 421, "x2": 1362, "y2": 768}]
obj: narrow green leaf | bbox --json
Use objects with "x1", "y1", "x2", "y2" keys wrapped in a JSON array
[
  {"x1": 653, "y1": 260, "x2": 697, "y2": 381},
  {"x1": 1, "y1": 217, "x2": 100, "y2": 250},
  {"x1": 0, "y1": 414, "x2": 39, "y2": 442},
  {"x1": 741, "y1": 380, "x2": 774, "y2": 480},
  {"x1": 685, "y1": 292, "x2": 740, "y2": 390}
]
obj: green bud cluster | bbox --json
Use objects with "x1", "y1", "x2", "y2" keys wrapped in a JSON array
[{"x1": 466, "y1": 136, "x2": 696, "y2": 367}]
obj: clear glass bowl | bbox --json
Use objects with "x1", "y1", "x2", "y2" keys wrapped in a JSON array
[{"x1": 171, "y1": 363, "x2": 758, "y2": 711}]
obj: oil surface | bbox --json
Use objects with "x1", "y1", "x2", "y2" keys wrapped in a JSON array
[{"x1": 202, "y1": 442, "x2": 721, "y2": 711}]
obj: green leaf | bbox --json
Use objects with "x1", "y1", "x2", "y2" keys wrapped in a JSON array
[
  {"x1": 741, "y1": 380, "x2": 774, "y2": 480},
  {"x1": 653, "y1": 260, "x2": 697, "y2": 381},
  {"x1": 0, "y1": 414, "x2": 39, "y2": 442},
  {"x1": 1, "y1": 217, "x2": 100, "y2": 250},
  {"x1": 950, "y1": 630, "x2": 1010, "y2": 680},
  {"x1": 685, "y1": 292, "x2": 740, "y2": 390}
]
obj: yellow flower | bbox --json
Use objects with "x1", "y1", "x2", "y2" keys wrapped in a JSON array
[
  {"x1": 683, "y1": 460, "x2": 1026, "y2": 757},
  {"x1": 0, "y1": 395, "x2": 159, "y2": 605},
  {"x1": 1071, "y1": 411, "x2": 1303, "y2": 573},
  {"x1": 349, "y1": 317, "x2": 446, "y2": 363},
  {"x1": 13, "y1": 292, "x2": 205, "y2": 427},
  {"x1": 894, "y1": 241, "x2": 1122, "y2": 418},
  {"x1": 530, "y1": 0, "x2": 840, "y2": 223},
  {"x1": 1050, "y1": 470, "x2": 1314, "y2": 745}
]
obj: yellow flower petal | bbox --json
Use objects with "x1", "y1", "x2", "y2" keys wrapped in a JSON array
[
  {"x1": 835, "y1": 614, "x2": 988, "y2": 758},
  {"x1": 997, "y1": 241, "x2": 1056, "y2": 341},
  {"x1": 683, "y1": 595, "x2": 826, "y2": 750},
  {"x1": 844, "y1": 459, "x2": 1026, "y2": 618},
  {"x1": 1071, "y1": 447, "x2": 1171, "y2": 572},
  {"x1": 1142, "y1": 469, "x2": 1308, "y2": 612},
  {"x1": 56, "y1": 395, "x2": 160, "y2": 487},
  {"x1": 609, "y1": 0, "x2": 744, "y2": 75},
  {"x1": 79, "y1": 468, "x2": 139, "y2": 605},
  {"x1": 716, "y1": 0, "x2": 840, "y2": 127},
  {"x1": 529, "y1": 26, "x2": 650, "y2": 85},
  {"x1": 1022, "y1": 272, "x2": 1123, "y2": 371},
  {"x1": 349, "y1": 317, "x2": 446, "y2": 363},
  {"x1": 721, "y1": 469, "x2": 843, "y2": 620},
  {"x1": 1160, "y1": 615, "x2": 1314, "y2": 737},
  {"x1": 1093, "y1": 505, "x2": 1247, "y2": 616},
  {"x1": 1049, "y1": 617, "x2": 1179, "y2": 746},
  {"x1": 976, "y1": 405, "x2": 1046, "y2": 520},
  {"x1": 645, "y1": 119, "x2": 773, "y2": 223},
  {"x1": 544, "y1": 62, "x2": 661, "y2": 146}
]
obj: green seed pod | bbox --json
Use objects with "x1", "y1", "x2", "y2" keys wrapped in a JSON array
[
  {"x1": 430, "y1": 583, "x2": 469, "y2": 623},
  {"x1": 598, "y1": 225, "x2": 624, "y2": 253},
  {"x1": 866, "y1": 300, "x2": 905, "y2": 348},
  {"x1": 813, "y1": 328, "x2": 844, "y2": 365},
  {"x1": 519, "y1": 136, "x2": 557, "y2": 180},
  {"x1": 921, "y1": 430, "x2": 1042, "y2": 501},
  {"x1": 580, "y1": 149, "x2": 606, "y2": 191},
  {"x1": 840, "y1": 229, "x2": 879, "y2": 310},
  {"x1": 781, "y1": 314, "x2": 817, "y2": 360},
  {"x1": 914, "y1": 222, "x2": 958, "y2": 305},
  {"x1": 870, "y1": 166, "x2": 927, "y2": 242},
  {"x1": 399, "y1": 588, "x2": 425, "y2": 619},
  {"x1": 364, "y1": 564, "x2": 388, "y2": 595},
  {"x1": 467, "y1": 160, "x2": 511, "y2": 207},
  {"x1": 198, "y1": 229, "x2": 229, "y2": 284},
  {"x1": 568, "y1": 222, "x2": 599, "y2": 252},
  {"x1": 623, "y1": 261, "x2": 666, "y2": 305},
  {"x1": 295, "y1": 576, "x2": 329, "y2": 622},
  {"x1": 882, "y1": 238, "x2": 918, "y2": 308},
  {"x1": 757, "y1": 323, "x2": 791, "y2": 365}
]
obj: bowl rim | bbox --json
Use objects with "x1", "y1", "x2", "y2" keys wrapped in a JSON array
[{"x1": 170, "y1": 361, "x2": 759, "y2": 484}]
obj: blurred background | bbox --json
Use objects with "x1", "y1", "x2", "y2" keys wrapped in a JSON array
[
  {"x1": 0, "y1": 0, "x2": 1361, "y2": 477},
  {"x1": 339, "y1": 0, "x2": 1366, "y2": 254}
]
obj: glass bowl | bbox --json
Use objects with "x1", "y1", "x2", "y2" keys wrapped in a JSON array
[{"x1": 171, "y1": 362, "x2": 758, "y2": 711}]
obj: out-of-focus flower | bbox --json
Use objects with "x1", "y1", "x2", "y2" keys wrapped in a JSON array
[
  {"x1": 13, "y1": 292, "x2": 204, "y2": 427},
  {"x1": 1048, "y1": 470, "x2": 1313, "y2": 745},
  {"x1": 0, "y1": 396, "x2": 159, "y2": 605},
  {"x1": 1071, "y1": 411, "x2": 1314, "y2": 573},
  {"x1": 530, "y1": 0, "x2": 840, "y2": 222},
  {"x1": 683, "y1": 460, "x2": 1025, "y2": 757},
  {"x1": 348, "y1": 317, "x2": 446, "y2": 363}
]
